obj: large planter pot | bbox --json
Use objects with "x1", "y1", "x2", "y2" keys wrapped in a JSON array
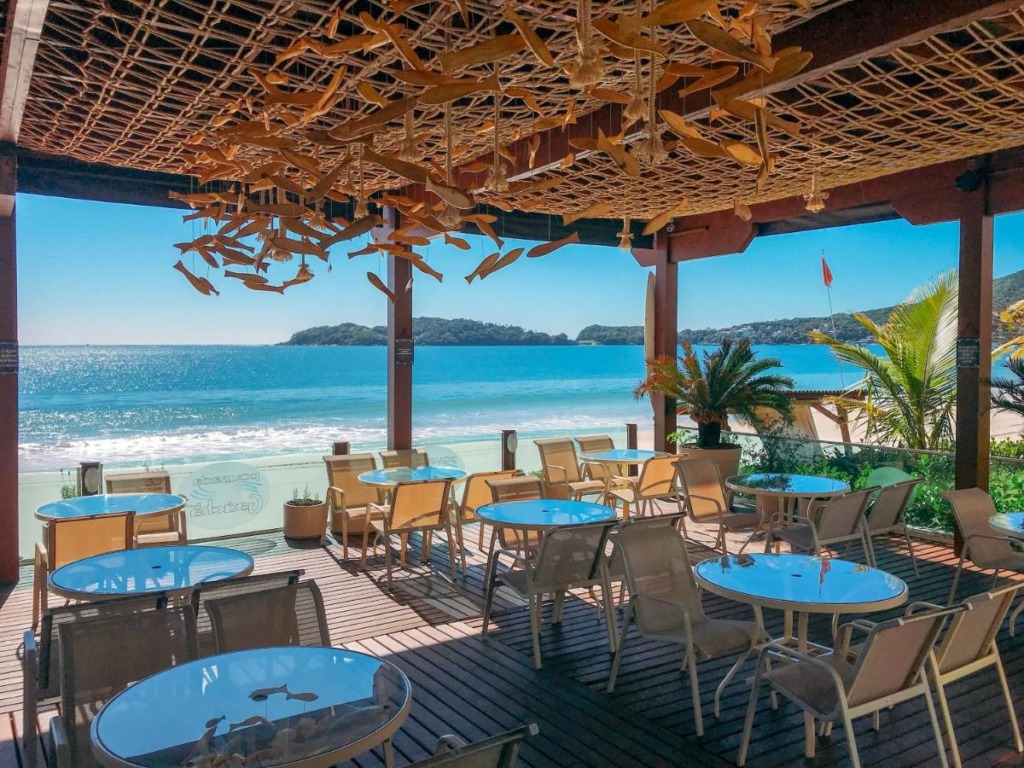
[
  {"x1": 677, "y1": 444, "x2": 742, "y2": 479},
  {"x1": 284, "y1": 500, "x2": 328, "y2": 540}
]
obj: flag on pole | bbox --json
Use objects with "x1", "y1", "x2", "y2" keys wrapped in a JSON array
[{"x1": 821, "y1": 252, "x2": 833, "y2": 288}]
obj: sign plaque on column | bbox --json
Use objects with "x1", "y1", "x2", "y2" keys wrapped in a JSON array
[
  {"x1": 956, "y1": 337, "x2": 980, "y2": 369},
  {"x1": 395, "y1": 338, "x2": 414, "y2": 365}
]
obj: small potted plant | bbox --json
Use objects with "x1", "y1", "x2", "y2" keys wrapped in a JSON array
[
  {"x1": 635, "y1": 339, "x2": 795, "y2": 477},
  {"x1": 283, "y1": 485, "x2": 327, "y2": 540}
]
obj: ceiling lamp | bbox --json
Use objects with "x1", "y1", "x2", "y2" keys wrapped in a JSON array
[{"x1": 803, "y1": 173, "x2": 829, "y2": 213}]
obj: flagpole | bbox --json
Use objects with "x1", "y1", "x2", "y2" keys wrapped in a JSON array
[{"x1": 821, "y1": 250, "x2": 846, "y2": 389}]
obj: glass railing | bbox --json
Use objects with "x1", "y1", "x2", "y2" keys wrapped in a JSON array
[{"x1": 673, "y1": 427, "x2": 1024, "y2": 535}]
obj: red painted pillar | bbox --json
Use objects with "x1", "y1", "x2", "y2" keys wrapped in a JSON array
[
  {"x1": 0, "y1": 154, "x2": 18, "y2": 584},
  {"x1": 652, "y1": 231, "x2": 678, "y2": 454},
  {"x1": 385, "y1": 207, "x2": 413, "y2": 450}
]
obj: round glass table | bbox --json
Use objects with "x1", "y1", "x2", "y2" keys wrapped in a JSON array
[
  {"x1": 990, "y1": 512, "x2": 1024, "y2": 539},
  {"x1": 358, "y1": 466, "x2": 468, "y2": 487},
  {"x1": 579, "y1": 449, "x2": 669, "y2": 465},
  {"x1": 36, "y1": 493, "x2": 186, "y2": 521},
  {"x1": 726, "y1": 473, "x2": 850, "y2": 525},
  {"x1": 91, "y1": 646, "x2": 412, "y2": 768},
  {"x1": 48, "y1": 545, "x2": 254, "y2": 601},
  {"x1": 694, "y1": 553, "x2": 907, "y2": 650},
  {"x1": 475, "y1": 499, "x2": 616, "y2": 531}
]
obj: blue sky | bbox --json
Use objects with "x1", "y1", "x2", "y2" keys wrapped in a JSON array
[{"x1": 15, "y1": 193, "x2": 1024, "y2": 344}]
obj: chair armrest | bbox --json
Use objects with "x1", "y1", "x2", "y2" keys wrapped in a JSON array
[
  {"x1": 34, "y1": 542, "x2": 48, "y2": 571},
  {"x1": 435, "y1": 735, "x2": 467, "y2": 754},
  {"x1": 905, "y1": 601, "x2": 945, "y2": 616},
  {"x1": 965, "y1": 533, "x2": 1024, "y2": 556},
  {"x1": 327, "y1": 485, "x2": 346, "y2": 509},
  {"x1": 545, "y1": 464, "x2": 569, "y2": 484},
  {"x1": 759, "y1": 639, "x2": 849, "y2": 692},
  {"x1": 50, "y1": 715, "x2": 70, "y2": 768},
  {"x1": 836, "y1": 619, "x2": 876, "y2": 658}
]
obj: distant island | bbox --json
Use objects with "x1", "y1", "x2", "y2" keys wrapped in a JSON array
[{"x1": 282, "y1": 268, "x2": 1024, "y2": 346}]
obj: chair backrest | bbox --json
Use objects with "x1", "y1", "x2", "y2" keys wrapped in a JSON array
[
  {"x1": 845, "y1": 609, "x2": 956, "y2": 708},
  {"x1": 104, "y1": 471, "x2": 171, "y2": 494},
  {"x1": 868, "y1": 478, "x2": 922, "y2": 530},
  {"x1": 461, "y1": 470, "x2": 518, "y2": 517},
  {"x1": 407, "y1": 724, "x2": 539, "y2": 767},
  {"x1": 205, "y1": 579, "x2": 330, "y2": 653},
  {"x1": 530, "y1": 522, "x2": 614, "y2": 592},
  {"x1": 942, "y1": 488, "x2": 1017, "y2": 567},
  {"x1": 864, "y1": 466, "x2": 914, "y2": 490},
  {"x1": 46, "y1": 512, "x2": 135, "y2": 571},
  {"x1": 636, "y1": 455, "x2": 680, "y2": 500},
  {"x1": 674, "y1": 458, "x2": 728, "y2": 522},
  {"x1": 812, "y1": 488, "x2": 874, "y2": 541},
  {"x1": 390, "y1": 478, "x2": 452, "y2": 530},
  {"x1": 380, "y1": 448, "x2": 430, "y2": 468},
  {"x1": 59, "y1": 606, "x2": 197, "y2": 768},
  {"x1": 575, "y1": 434, "x2": 614, "y2": 453},
  {"x1": 486, "y1": 477, "x2": 543, "y2": 550},
  {"x1": 934, "y1": 585, "x2": 1020, "y2": 674},
  {"x1": 324, "y1": 453, "x2": 380, "y2": 509},
  {"x1": 611, "y1": 520, "x2": 703, "y2": 635},
  {"x1": 191, "y1": 570, "x2": 302, "y2": 657},
  {"x1": 534, "y1": 438, "x2": 584, "y2": 487}
]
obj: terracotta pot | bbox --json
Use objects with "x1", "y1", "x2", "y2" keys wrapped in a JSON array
[
  {"x1": 284, "y1": 500, "x2": 327, "y2": 540},
  {"x1": 676, "y1": 444, "x2": 742, "y2": 479}
]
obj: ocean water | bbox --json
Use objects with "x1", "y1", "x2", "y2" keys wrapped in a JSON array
[{"x1": 18, "y1": 344, "x2": 862, "y2": 471}]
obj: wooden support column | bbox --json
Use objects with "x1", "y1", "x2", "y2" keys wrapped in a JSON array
[
  {"x1": 0, "y1": 154, "x2": 17, "y2": 583},
  {"x1": 651, "y1": 232, "x2": 678, "y2": 453},
  {"x1": 954, "y1": 167, "x2": 993, "y2": 507},
  {"x1": 385, "y1": 207, "x2": 413, "y2": 450}
]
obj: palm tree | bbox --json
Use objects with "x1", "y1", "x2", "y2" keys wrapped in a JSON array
[
  {"x1": 810, "y1": 270, "x2": 957, "y2": 450},
  {"x1": 992, "y1": 357, "x2": 1024, "y2": 418},
  {"x1": 635, "y1": 339, "x2": 795, "y2": 448}
]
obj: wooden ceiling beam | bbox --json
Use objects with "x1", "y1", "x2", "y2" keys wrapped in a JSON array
[
  {"x1": 459, "y1": 0, "x2": 1022, "y2": 186},
  {"x1": 0, "y1": 0, "x2": 51, "y2": 144}
]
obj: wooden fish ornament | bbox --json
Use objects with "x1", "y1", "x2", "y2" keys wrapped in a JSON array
[
  {"x1": 362, "y1": 147, "x2": 432, "y2": 184},
  {"x1": 224, "y1": 270, "x2": 269, "y2": 285},
  {"x1": 445, "y1": 233, "x2": 471, "y2": 250},
  {"x1": 733, "y1": 199, "x2": 753, "y2": 221},
  {"x1": 357, "y1": 82, "x2": 389, "y2": 106},
  {"x1": 713, "y1": 49, "x2": 813, "y2": 104},
  {"x1": 438, "y1": 34, "x2": 527, "y2": 72},
  {"x1": 685, "y1": 21, "x2": 777, "y2": 71},
  {"x1": 658, "y1": 109, "x2": 703, "y2": 139},
  {"x1": 426, "y1": 177, "x2": 476, "y2": 210},
  {"x1": 502, "y1": 6, "x2": 556, "y2": 67},
  {"x1": 419, "y1": 73, "x2": 501, "y2": 105},
  {"x1": 717, "y1": 99, "x2": 802, "y2": 138},
  {"x1": 173, "y1": 260, "x2": 220, "y2": 296},
  {"x1": 643, "y1": 200, "x2": 689, "y2": 236},
  {"x1": 592, "y1": 18, "x2": 669, "y2": 58},
  {"x1": 618, "y1": 0, "x2": 715, "y2": 30},
  {"x1": 720, "y1": 140, "x2": 762, "y2": 167},
  {"x1": 465, "y1": 252, "x2": 501, "y2": 283},
  {"x1": 326, "y1": 97, "x2": 419, "y2": 142},
  {"x1": 322, "y1": 215, "x2": 381, "y2": 246},
  {"x1": 595, "y1": 128, "x2": 640, "y2": 176},
  {"x1": 479, "y1": 247, "x2": 525, "y2": 278},
  {"x1": 359, "y1": 14, "x2": 426, "y2": 70},
  {"x1": 410, "y1": 257, "x2": 444, "y2": 282},
  {"x1": 527, "y1": 232, "x2": 580, "y2": 258},
  {"x1": 677, "y1": 136, "x2": 730, "y2": 159},
  {"x1": 563, "y1": 202, "x2": 614, "y2": 226},
  {"x1": 678, "y1": 65, "x2": 739, "y2": 97},
  {"x1": 367, "y1": 272, "x2": 396, "y2": 302}
]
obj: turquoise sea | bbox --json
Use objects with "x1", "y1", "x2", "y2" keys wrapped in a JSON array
[{"x1": 18, "y1": 344, "x2": 866, "y2": 471}]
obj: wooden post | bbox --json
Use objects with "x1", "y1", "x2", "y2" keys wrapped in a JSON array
[
  {"x1": 385, "y1": 207, "x2": 413, "y2": 450},
  {"x1": 625, "y1": 423, "x2": 639, "y2": 476},
  {"x1": 0, "y1": 154, "x2": 17, "y2": 583},
  {"x1": 501, "y1": 429, "x2": 517, "y2": 471},
  {"x1": 652, "y1": 231, "x2": 678, "y2": 453},
  {"x1": 955, "y1": 165, "x2": 993, "y2": 551},
  {"x1": 332, "y1": 441, "x2": 350, "y2": 456}
]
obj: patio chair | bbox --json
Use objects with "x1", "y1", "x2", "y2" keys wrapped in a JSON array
[
  {"x1": 607, "y1": 518, "x2": 765, "y2": 736},
  {"x1": 575, "y1": 434, "x2": 626, "y2": 486},
  {"x1": 49, "y1": 605, "x2": 198, "y2": 768},
  {"x1": 191, "y1": 569, "x2": 301, "y2": 656},
  {"x1": 764, "y1": 487, "x2": 877, "y2": 564},
  {"x1": 482, "y1": 521, "x2": 618, "y2": 669},
  {"x1": 943, "y1": 488, "x2": 1024, "y2": 608},
  {"x1": 865, "y1": 478, "x2": 924, "y2": 576},
  {"x1": 380, "y1": 448, "x2": 430, "y2": 468},
  {"x1": 608, "y1": 455, "x2": 681, "y2": 519},
  {"x1": 675, "y1": 458, "x2": 762, "y2": 554},
  {"x1": 204, "y1": 579, "x2": 330, "y2": 652},
  {"x1": 22, "y1": 594, "x2": 169, "y2": 768},
  {"x1": 453, "y1": 469, "x2": 519, "y2": 571},
  {"x1": 486, "y1": 475, "x2": 544, "y2": 557},
  {"x1": 534, "y1": 437, "x2": 605, "y2": 501},
  {"x1": 325, "y1": 452, "x2": 384, "y2": 559},
  {"x1": 901, "y1": 584, "x2": 1023, "y2": 768},
  {"x1": 738, "y1": 607, "x2": 960, "y2": 768},
  {"x1": 32, "y1": 511, "x2": 135, "y2": 628},
  {"x1": 104, "y1": 471, "x2": 188, "y2": 547},
  {"x1": 363, "y1": 478, "x2": 455, "y2": 589},
  {"x1": 405, "y1": 724, "x2": 539, "y2": 767}
]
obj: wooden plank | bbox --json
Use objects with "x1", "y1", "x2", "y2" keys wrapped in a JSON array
[
  {"x1": 0, "y1": 171, "x2": 17, "y2": 584},
  {"x1": 0, "y1": 0, "x2": 50, "y2": 144},
  {"x1": 652, "y1": 231, "x2": 677, "y2": 453},
  {"x1": 385, "y1": 206, "x2": 413, "y2": 451}
]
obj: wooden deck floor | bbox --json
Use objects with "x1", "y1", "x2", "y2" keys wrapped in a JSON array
[{"x1": 1, "y1": 516, "x2": 1022, "y2": 767}]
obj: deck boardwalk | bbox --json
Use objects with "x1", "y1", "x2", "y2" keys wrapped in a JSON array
[{"x1": 0, "y1": 516, "x2": 1021, "y2": 767}]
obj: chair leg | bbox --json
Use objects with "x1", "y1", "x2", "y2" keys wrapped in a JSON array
[
  {"x1": 995, "y1": 655, "x2": 1024, "y2": 755},
  {"x1": 445, "y1": 526, "x2": 458, "y2": 582},
  {"x1": 601, "y1": 572, "x2": 618, "y2": 654},
  {"x1": 840, "y1": 703, "x2": 863, "y2": 768},
  {"x1": 903, "y1": 526, "x2": 921, "y2": 577},
  {"x1": 947, "y1": 554, "x2": 966, "y2": 605},
  {"x1": 932, "y1": 672, "x2": 960, "y2": 768},
  {"x1": 481, "y1": 532, "x2": 499, "y2": 637},
  {"x1": 607, "y1": 603, "x2": 632, "y2": 692},
  {"x1": 478, "y1": 522, "x2": 486, "y2": 551},
  {"x1": 684, "y1": 645, "x2": 704, "y2": 737},
  {"x1": 454, "y1": 522, "x2": 466, "y2": 577},
  {"x1": 340, "y1": 510, "x2": 349, "y2": 560},
  {"x1": 530, "y1": 594, "x2": 543, "y2": 669},
  {"x1": 923, "y1": 678, "x2": 951, "y2": 768},
  {"x1": 715, "y1": 645, "x2": 754, "y2": 718},
  {"x1": 737, "y1": 653, "x2": 767, "y2": 766},
  {"x1": 383, "y1": 737, "x2": 395, "y2": 768},
  {"x1": 1009, "y1": 598, "x2": 1024, "y2": 638},
  {"x1": 804, "y1": 713, "x2": 816, "y2": 759},
  {"x1": 384, "y1": 534, "x2": 394, "y2": 591}
]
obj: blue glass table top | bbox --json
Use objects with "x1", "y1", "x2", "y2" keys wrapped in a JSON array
[
  {"x1": 476, "y1": 499, "x2": 616, "y2": 530},
  {"x1": 36, "y1": 493, "x2": 186, "y2": 521},
  {"x1": 726, "y1": 473, "x2": 850, "y2": 497},
  {"x1": 694, "y1": 553, "x2": 907, "y2": 614},
  {"x1": 358, "y1": 465, "x2": 468, "y2": 487},
  {"x1": 580, "y1": 449, "x2": 670, "y2": 464},
  {"x1": 48, "y1": 545, "x2": 254, "y2": 599},
  {"x1": 990, "y1": 512, "x2": 1024, "y2": 539},
  {"x1": 91, "y1": 646, "x2": 412, "y2": 768}
]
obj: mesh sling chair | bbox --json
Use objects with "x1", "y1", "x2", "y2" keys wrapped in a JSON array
[
  {"x1": 675, "y1": 457, "x2": 762, "y2": 554},
  {"x1": 574, "y1": 434, "x2": 629, "y2": 489},
  {"x1": 324, "y1": 453, "x2": 384, "y2": 559},
  {"x1": 22, "y1": 594, "x2": 169, "y2": 768},
  {"x1": 104, "y1": 472, "x2": 188, "y2": 547},
  {"x1": 482, "y1": 521, "x2": 618, "y2": 669},
  {"x1": 485, "y1": 475, "x2": 544, "y2": 558},
  {"x1": 380, "y1": 448, "x2": 430, "y2": 468},
  {"x1": 453, "y1": 469, "x2": 519, "y2": 572},
  {"x1": 607, "y1": 455, "x2": 682, "y2": 519},
  {"x1": 764, "y1": 487, "x2": 877, "y2": 565},
  {"x1": 534, "y1": 438, "x2": 605, "y2": 501},
  {"x1": 607, "y1": 516, "x2": 766, "y2": 736},
  {"x1": 865, "y1": 477, "x2": 924, "y2": 576},
  {"x1": 364, "y1": 478, "x2": 456, "y2": 589},
  {"x1": 191, "y1": 570, "x2": 302, "y2": 657},
  {"x1": 204, "y1": 579, "x2": 330, "y2": 652},
  {"x1": 405, "y1": 724, "x2": 539, "y2": 767},
  {"x1": 50, "y1": 605, "x2": 198, "y2": 768},
  {"x1": 738, "y1": 607, "x2": 961, "y2": 768},
  {"x1": 33, "y1": 511, "x2": 136, "y2": 628}
]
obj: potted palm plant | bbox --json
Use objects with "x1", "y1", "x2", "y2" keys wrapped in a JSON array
[
  {"x1": 635, "y1": 339, "x2": 795, "y2": 477},
  {"x1": 283, "y1": 485, "x2": 327, "y2": 540}
]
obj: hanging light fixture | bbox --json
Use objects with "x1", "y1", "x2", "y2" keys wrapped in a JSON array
[{"x1": 803, "y1": 173, "x2": 829, "y2": 213}]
